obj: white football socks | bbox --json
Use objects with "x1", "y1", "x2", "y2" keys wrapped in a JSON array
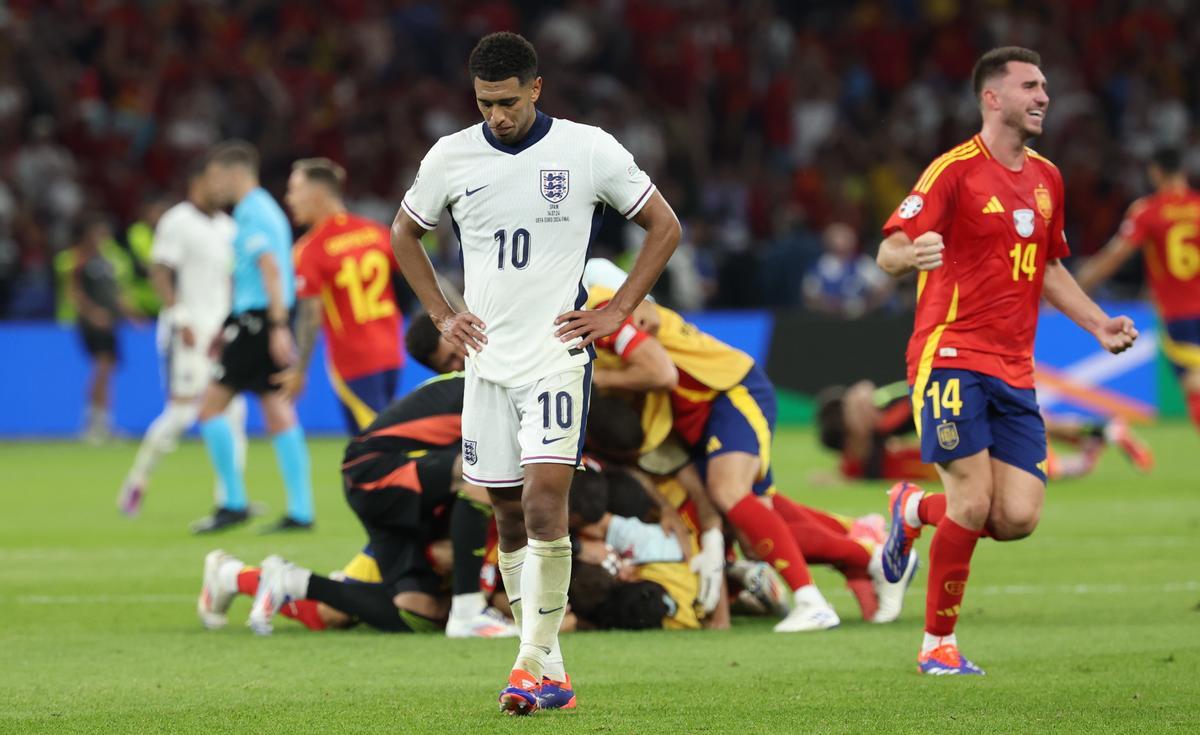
[
  {"x1": 904, "y1": 489, "x2": 926, "y2": 528},
  {"x1": 512, "y1": 537, "x2": 571, "y2": 681},
  {"x1": 922, "y1": 632, "x2": 957, "y2": 654},
  {"x1": 127, "y1": 401, "x2": 199, "y2": 486}
]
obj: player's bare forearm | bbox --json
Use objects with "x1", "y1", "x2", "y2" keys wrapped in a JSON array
[
  {"x1": 293, "y1": 297, "x2": 321, "y2": 370},
  {"x1": 1044, "y1": 259, "x2": 1138, "y2": 353},
  {"x1": 1043, "y1": 260, "x2": 1108, "y2": 332},
  {"x1": 256, "y1": 252, "x2": 289, "y2": 324},
  {"x1": 676, "y1": 463, "x2": 722, "y2": 532},
  {"x1": 1074, "y1": 238, "x2": 1133, "y2": 294},
  {"x1": 876, "y1": 231, "x2": 915, "y2": 276},
  {"x1": 595, "y1": 340, "x2": 677, "y2": 392},
  {"x1": 609, "y1": 192, "x2": 681, "y2": 318},
  {"x1": 149, "y1": 264, "x2": 177, "y2": 309},
  {"x1": 390, "y1": 213, "x2": 454, "y2": 322}
]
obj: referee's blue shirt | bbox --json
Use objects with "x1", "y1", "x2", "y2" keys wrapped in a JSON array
[{"x1": 231, "y1": 187, "x2": 294, "y2": 315}]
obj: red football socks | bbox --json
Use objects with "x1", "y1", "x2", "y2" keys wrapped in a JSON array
[
  {"x1": 235, "y1": 566, "x2": 325, "y2": 631},
  {"x1": 237, "y1": 568, "x2": 259, "y2": 596},
  {"x1": 786, "y1": 518, "x2": 871, "y2": 570},
  {"x1": 772, "y1": 494, "x2": 850, "y2": 534},
  {"x1": 728, "y1": 494, "x2": 813, "y2": 590},
  {"x1": 918, "y1": 493, "x2": 947, "y2": 526},
  {"x1": 1187, "y1": 390, "x2": 1200, "y2": 431},
  {"x1": 925, "y1": 517, "x2": 980, "y2": 636}
]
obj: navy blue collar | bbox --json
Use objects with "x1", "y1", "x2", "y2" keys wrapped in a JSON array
[{"x1": 481, "y1": 110, "x2": 552, "y2": 155}]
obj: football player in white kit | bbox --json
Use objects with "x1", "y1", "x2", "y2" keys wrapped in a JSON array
[
  {"x1": 118, "y1": 161, "x2": 247, "y2": 517},
  {"x1": 392, "y1": 32, "x2": 681, "y2": 715}
]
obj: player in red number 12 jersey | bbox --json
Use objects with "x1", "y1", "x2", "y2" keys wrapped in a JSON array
[
  {"x1": 280, "y1": 158, "x2": 405, "y2": 432},
  {"x1": 875, "y1": 47, "x2": 1138, "y2": 675},
  {"x1": 1078, "y1": 148, "x2": 1200, "y2": 434}
]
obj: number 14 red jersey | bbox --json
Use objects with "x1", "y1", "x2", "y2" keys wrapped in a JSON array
[
  {"x1": 883, "y1": 135, "x2": 1070, "y2": 390},
  {"x1": 294, "y1": 213, "x2": 404, "y2": 380}
]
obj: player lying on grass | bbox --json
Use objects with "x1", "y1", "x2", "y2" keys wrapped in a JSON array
[
  {"x1": 197, "y1": 373, "x2": 517, "y2": 638},
  {"x1": 815, "y1": 379, "x2": 1153, "y2": 482}
]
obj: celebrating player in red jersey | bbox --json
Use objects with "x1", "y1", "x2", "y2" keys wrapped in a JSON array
[
  {"x1": 279, "y1": 158, "x2": 405, "y2": 432},
  {"x1": 1078, "y1": 148, "x2": 1200, "y2": 433},
  {"x1": 875, "y1": 47, "x2": 1138, "y2": 675}
]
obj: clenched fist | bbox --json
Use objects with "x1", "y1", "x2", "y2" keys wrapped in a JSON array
[{"x1": 912, "y1": 231, "x2": 945, "y2": 271}]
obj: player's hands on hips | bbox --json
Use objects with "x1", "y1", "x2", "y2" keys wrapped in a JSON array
[
  {"x1": 912, "y1": 231, "x2": 945, "y2": 271},
  {"x1": 270, "y1": 367, "x2": 306, "y2": 400},
  {"x1": 268, "y1": 325, "x2": 297, "y2": 368},
  {"x1": 691, "y1": 527, "x2": 725, "y2": 614},
  {"x1": 1094, "y1": 315, "x2": 1138, "y2": 354},
  {"x1": 554, "y1": 303, "x2": 624, "y2": 350},
  {"x1": 434, "y1": 311, "x2": 487, "y2": 353}
]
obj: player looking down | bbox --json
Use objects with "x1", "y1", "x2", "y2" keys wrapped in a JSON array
[
  {"x1": 390, "y1": 32, "x2": 680, "y2": 715},
  {"x1": 875, "y1": 47, "x2": 1137, "y2": 675}
]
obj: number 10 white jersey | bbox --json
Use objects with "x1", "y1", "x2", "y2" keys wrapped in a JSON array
[{"x1": 401, "y1": 111, "x2": 655, "y2": 387}]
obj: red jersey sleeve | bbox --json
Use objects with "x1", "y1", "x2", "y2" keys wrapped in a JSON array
[
  {"x1": 595, "y1": 318, "x2": 651, "y2": 360},
  {"x1": 293, "y1": 234, "x2": 323, "y2": 299},
  {"x1": 1117, "y1": 198, "x2": 1153, "y2": 249},
  {"x1": 882, "y1": 160, "x2": 959, "y2": 240}
]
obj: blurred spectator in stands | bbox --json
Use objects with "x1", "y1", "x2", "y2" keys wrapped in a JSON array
[{"x1": 802, "y1": 222, "x2": 892, "y2": 319}]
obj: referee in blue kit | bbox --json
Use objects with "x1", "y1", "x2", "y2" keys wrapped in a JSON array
[{"x1": 192, "y1": 141, "x2": 314, "y2": 534}]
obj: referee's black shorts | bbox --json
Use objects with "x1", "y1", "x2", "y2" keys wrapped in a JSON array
[{"x1": 215, "y1": 310, "x2": 287, "y2": 394}]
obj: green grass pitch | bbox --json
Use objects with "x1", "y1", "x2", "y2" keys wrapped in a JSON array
[{"x1": 1, "y1": 425, "x2": 1197, "y2": 734}]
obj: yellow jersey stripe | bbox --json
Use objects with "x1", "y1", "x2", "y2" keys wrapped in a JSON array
[
  {"x1": 327, "y1": 363, "x2": 378, "y2": 429},
  {"x1": 725, "y1": 384, "x2": 773, "y2": 482},
  {"x1": 1025, "y1": 147, "x2": 1057, "y2": 168},
  {"x1": 320, "y1": 285, "x2": 344, "y2": 335},
  {"x1": 916, "y1": 145, "x2": 980, "y2": 194},
  {"x1": 916, "y1": 271, "x2": 928, "y2": 302},
  {"x1": 914, "y1": 141, "x2": 977, "y2": 193},
  {"x1": 910, "y1": 284, "x2": 960, "y2": 438},
  {"x1": 1163, "y1": 334, "x2": 1200, "y2": 369},
  {"x1": 973, "y1": 135, "x2": 991, "y2": 159}
]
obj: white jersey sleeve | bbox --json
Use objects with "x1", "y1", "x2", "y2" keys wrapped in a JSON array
[
  {"x1": 591, "y1": 131, "x2": 655, "y2": 219},
  {"x1": 151, "y1": 209, "x2": 186, "y2": 267},
  {"x1": 400, "y1": 140, "x2": 450, "y2": 230}
]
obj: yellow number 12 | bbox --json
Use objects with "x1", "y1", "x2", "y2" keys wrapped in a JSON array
[{"x1": 334, "y1": 249, "x2": 395, "y2": 324}]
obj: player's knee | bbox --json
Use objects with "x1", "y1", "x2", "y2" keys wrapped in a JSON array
[
  {"x1": 521, "y1": 486, "x2": 569, "y2": 540},
  {"x1": 988, "y1": 506, "x2": 1041, "y2": 541},
  {"x1": 947, "y1": 492, "x2": 992, "y2": 530}
]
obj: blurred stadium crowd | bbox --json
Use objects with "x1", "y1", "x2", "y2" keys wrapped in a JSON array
[{"x1": 1, "y1": 0, "x2": 1198, "y2": 320}]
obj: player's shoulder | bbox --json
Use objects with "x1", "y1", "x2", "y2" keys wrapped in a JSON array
[
  {"x1": 1024, "y1": 146, "x2": 1062, "y2": 180},
  {"x1": 913, "y1": 137, "x2": 988, "y2": 194}
]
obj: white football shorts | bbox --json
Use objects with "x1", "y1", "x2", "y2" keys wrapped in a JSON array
[{"x1": 460, "y1": 362, "x2": 593, "y2": 487}]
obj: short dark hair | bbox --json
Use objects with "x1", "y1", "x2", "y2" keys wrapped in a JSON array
[
  {"x1": 585, "y1": 394, "x2": 645, "y2": 460},
  {"x1": 815, "y1": 386, "x2": 847, "y2": 451},
  {"x1": 293, "y1": 157, "x2": 347, "y2": 195},
  {"x1": 1151, "y1": 147, "x2": 1183, "y2": 175},
  {"x1": 406, "y1": 312, "x2": 443, "y2": 370},
  {"x1": 468, "y1": 32, "x2": 538, "y2": 84},
  {"x1": 604, "y1": 469, "x2": 654, "y2": 521},
  {"x1": 597, "y1": 580, "x2": 668, "y2": 630},
  {"x1": 185, "y1": 156, "x2": 208, "y2": 183},
  {"x1": 971, "y1": 46, "x2": 1042, "y2": 98},
  {"x1": 568, "y1": 469, "x2": 609, "y2": 527},
  {"x1": 207, "y1": 140, "x2": 260, "y2": 174}
]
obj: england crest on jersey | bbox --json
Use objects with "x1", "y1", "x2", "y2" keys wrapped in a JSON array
[
  {"x1": 1013, "y1": 209, "x2": 1035, "y2": 238},
  {"x1": 540, "y1": 170, "x2": 569, "y2": 203}
]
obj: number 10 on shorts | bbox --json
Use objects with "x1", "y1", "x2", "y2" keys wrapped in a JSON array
[
  {"x1": 538, "y1": 391, "x2": 573, "y2": 429},
  {"x1": 926, "y1": 378, "x2": 962, "y2": 420}
]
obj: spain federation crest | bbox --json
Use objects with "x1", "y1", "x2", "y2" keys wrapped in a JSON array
[
  {"x1": 540, "y1": 169, "x2": 569, "y2": 203},
  {"x1": 1034, "y1": 183, "x2": 1053, "y2": 221},
  {"x1": 463, "y1": 439, "x2": 478, "y2": 465},
  {"x1": 936, "y1": 421, "x2": 960, "y2": 451},
  {"x1": 1013, "y1": 208, "x2": 1035, "y2": 238}
]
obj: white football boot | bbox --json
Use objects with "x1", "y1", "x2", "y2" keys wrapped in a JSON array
[
  {"x1": 247, "y1": 555, "x2": 291, "y2": 636},
  {"x1": 197, "y1": 549, "x2": 241, "y2": 630},
  {"x1": 773, "y1": 585, "x2": 840, "y2": 632},
  {"x1": 871, "y1": 547, "x2": 919, "y2": 624},
  {"x1": 445, "y1": 606, "x2": 520, "y2": 638}
]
